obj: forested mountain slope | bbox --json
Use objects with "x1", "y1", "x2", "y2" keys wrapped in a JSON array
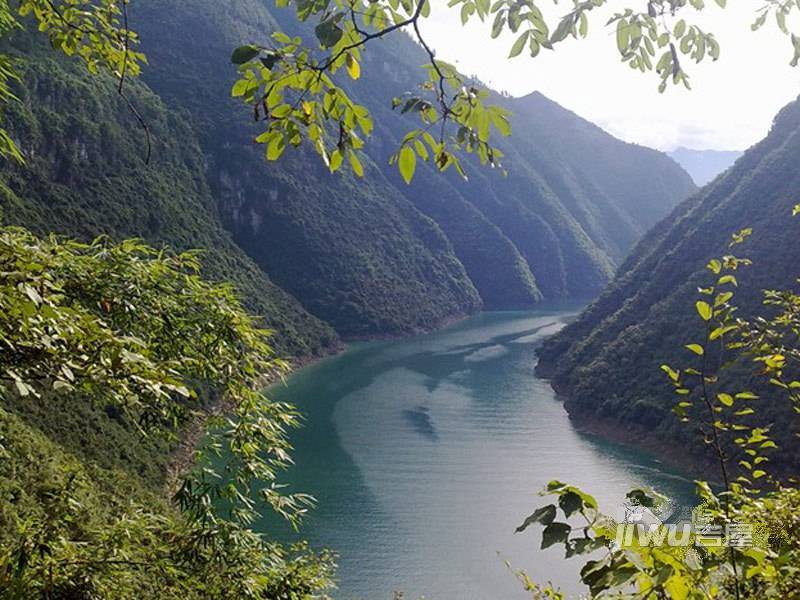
[
  {"x1": 0, "y1": 38, "x2": 338, "y2": 358},
  {"x1": 133, "y1": 0, "x2": 484, "y2": 337},
  {"x1": 133, "y1": 0, "x2": 695, "y2": 334},
  {"x1": 2, "y1": 1, "x2": 695, "y2": 344},
  {"x1": 537, "y1": 97, "x2": 800, "y2": 466}
]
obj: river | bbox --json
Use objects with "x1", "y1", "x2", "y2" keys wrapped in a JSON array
[{"x1": 257, "y1": 310, "x2": 696, "y2": 599}]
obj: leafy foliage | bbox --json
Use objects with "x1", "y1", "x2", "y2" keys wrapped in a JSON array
[
  {"x1": 0, "y1": 227, "x2": 336, "y2": 598},
  {"x1": 226, "y1": 0, "x2": 800, "y2": 180},
  {"x1": 0, "y1": 39, "x2": 338, "y2": 357},
  {"x1": 0, "y1": 0, "x2": 144, "y2": 161},
  {"x1": 230, "y1": 0, "x2": 510, "y2": 182},
  {"x1": 518, "y1": 227, "x2": 800, "y2": 598}
]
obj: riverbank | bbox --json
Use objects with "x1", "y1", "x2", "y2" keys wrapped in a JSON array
[
  {"x1": 163, "y1": 351, "x2": 336, "y2": 495},
  {"x1": 564, "y1": 406, "x2": 719, "y2": 485},
  {"x1": 536, "y1": 352, "x2": 721, "y2": 486},
  {"x1": 165, "y1": 305, "x2": 708, "y2": 505},
  {"x1": 163, "y1": 309, "x2": 477, "y2": 494}
]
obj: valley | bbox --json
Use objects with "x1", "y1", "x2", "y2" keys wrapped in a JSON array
[{"x1": 2, "y1": 1, "x2": 798, "y2": 598}]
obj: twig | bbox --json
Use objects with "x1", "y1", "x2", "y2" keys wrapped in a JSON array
[{"x1": 117, "y1": 0, "x2": 151, "y2": 164}]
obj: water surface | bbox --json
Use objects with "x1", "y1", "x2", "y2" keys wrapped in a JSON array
[{"x1": 259, "y1": 310, "x2": 695, "y2": 599}]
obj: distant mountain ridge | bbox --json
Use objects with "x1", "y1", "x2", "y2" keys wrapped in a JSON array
[{"x1": 668, "y1": 146, "x2": 743, "y2": 186}]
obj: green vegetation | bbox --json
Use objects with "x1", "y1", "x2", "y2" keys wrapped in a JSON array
[
  {"x1": 516, "y1": 229, "x2": 800, "y2": 599},
  {"x1": 5, "y1": 1, "x2": 800, "y2": 598},
  {"x1": 0, "y1": 3, "x2": 698, "y2": 342},
  {"x1": 226, "y1": 0, "x2": 800, "y2": 182},
  {"x1": 537, "y1": 97, "x2": 800, "y2": 472},
  {"x1": 131, "y1": 0, "x2": 694, "y2": 334},
  {"x1": 0, "y1": 36, "x2": 337, "y2": 357},
  {"x1": 0, "y1": 228, "x2": 335, "y2": 597},
  {"x1": 0, "y1": 0, "x2": 146, "y2": 162}
]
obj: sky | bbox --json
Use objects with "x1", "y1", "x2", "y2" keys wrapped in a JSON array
[{"x1": 418, "y1": 1, "x2": 800, "y2": 151}]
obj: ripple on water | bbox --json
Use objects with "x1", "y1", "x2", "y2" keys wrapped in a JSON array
[{"x1": 261, "y1": 311, "x2": 697, "y2": 600}]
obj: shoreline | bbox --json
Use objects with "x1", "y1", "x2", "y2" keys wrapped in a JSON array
[
  {"x1": 163, "y1": 309, "x2": 476, "y2": 494},
  {"x1": 563, "y1": 405, "x2": 720, "y2": 486},
  {"x1": 164, "y1": 351, "x2": 342, "y2": 495},
  {"x1": 537, "y1": 360, "x2": 720, "y2": 486},
  {"x1": 166, "y1": 309, "x2": 715, "y2": 499}
]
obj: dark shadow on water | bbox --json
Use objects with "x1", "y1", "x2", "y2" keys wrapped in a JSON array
[{"x1": 402, "y1": 405, "x2": 438, "y2": 441}]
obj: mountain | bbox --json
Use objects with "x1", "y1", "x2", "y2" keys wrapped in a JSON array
[
  {"x1": 0, "y1": 36, "x2": 339, "y2": 358},
  {"x1": 131, "y1": 0, "x2": 696, "y2": 336},
  {"x1": 537, "y1": 97, "x2": 800, "y2": 469},
  {"x1": 2, "y1": 1, "x2": 696, "y2": 346},
  {"x1": 668, "y1": 146, "x2": 743, "y2": 186}
]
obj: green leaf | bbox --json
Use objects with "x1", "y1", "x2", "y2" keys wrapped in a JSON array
[
  {"x1": 398, "y1": 146, "x2": 416, "y2": 184},
  {"x1": 516, "y1": 504, "x2": 556, "y2": 532},
  {"x1": 686, "y1": 344, "x2": 704, "y2": 356},
  {"x1": 14, "y1": 378, "x2": 30, "y2": 397},
  {"x1": 661, "y1": 364, "x2": 679, "y2": 382},
  {"x1": 616, "y1": 19, "x2": 630, "y2": 53},
  {"x1": 231, "y1": 45, "x2": 260, "y2": 65},
  {"x1": 558, "y1": 490, "x2": 583, "y2": 518},
  {"x1": 709, "y1": 325, "x2": 737, "y2": 341},
  {"x1": 717, "y1": 393, "x2": 734, "y2": 407},
  {"x1": 551, "y1": 16, "x2": 573, "y2": 44},
  {"x1": 346, "y1": 54, "x2": 361, "y2": 80},
  {"x1": 541, "y1": 522, "x2": 571, "y2": 549},
  {"x1": 348, "y1": 150, "x2": 364, "y2": 177},
  {"x1": 329, "y1": 150, "x2": 343, "y2": 173},
  {"x1": 696, "y1": 300, "x2": 712, "y2": 321},
  {"x1": 315, "y1": 19, "x2": 344, "y2": 48},
  {"x1": 491, "y1": 12, "x2": 505, "y2": 38},
  {"x1": 509, "y1": 31, "x2": 529, "y2": 58},
  {"x1": 266, "y1": 133, "x2": 286, "y2": 161}
]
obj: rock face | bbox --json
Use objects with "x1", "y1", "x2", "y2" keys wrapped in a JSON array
[{"x1": 537, "y1": 97, "x2": 800, "y2": 469}]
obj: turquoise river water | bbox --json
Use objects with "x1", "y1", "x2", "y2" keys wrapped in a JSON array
[{"x1": 257, "y1": 310, "x2": 696, "y2": 599}]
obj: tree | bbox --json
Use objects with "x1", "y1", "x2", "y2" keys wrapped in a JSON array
[
  {"x1": 2, "y1": 1, "x2": 800, "y2": 178},
  {"x1": 515, "y1": 222, "x2": 800, "y2": 598},
  {"x1": 0, "y1": 227, "x2": 335, "y2": 597}
]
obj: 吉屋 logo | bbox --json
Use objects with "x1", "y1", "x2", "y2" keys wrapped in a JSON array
[{"x1": 614, "y1": 500, "x2": 753, "y2": 549}]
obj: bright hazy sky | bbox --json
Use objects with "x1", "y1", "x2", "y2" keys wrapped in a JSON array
[{"x1": 418, "y1": 1, "x2": 800, "y2": 151}]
